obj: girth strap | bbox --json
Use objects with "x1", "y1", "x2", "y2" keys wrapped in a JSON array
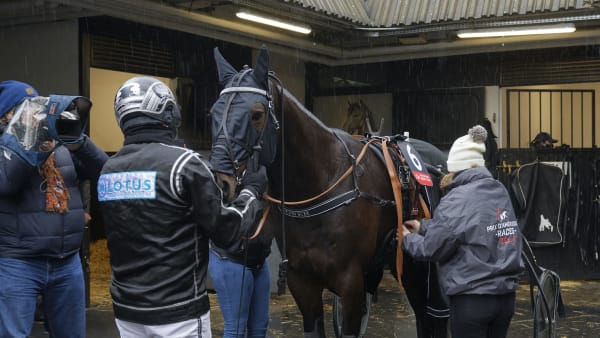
[
  {"x1": 381, "y1": 139, "x2": 405, "y2": 283},
  {"x1": 279, "y1": 190, "x2": 360, "y2": 218}
]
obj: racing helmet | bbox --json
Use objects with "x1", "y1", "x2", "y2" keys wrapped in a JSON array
[{"x1": 114, "y1": 76, "x2": 181, "y2": 130}]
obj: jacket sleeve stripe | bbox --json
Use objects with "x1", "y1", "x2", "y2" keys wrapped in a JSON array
[{"x1": 169, "y1": 150, "x2": 198, "y2": 202}]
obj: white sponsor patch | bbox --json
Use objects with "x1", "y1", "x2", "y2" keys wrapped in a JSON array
[{"x1": 98, "y1": 171, "x2": 157, "y2": 201}]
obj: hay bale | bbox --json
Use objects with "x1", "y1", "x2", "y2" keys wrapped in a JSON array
[{"x1": 90, "y1": 239, "x2": 112, "y2": 308}]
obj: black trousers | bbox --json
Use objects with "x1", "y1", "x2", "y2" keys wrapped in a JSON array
[{"x1": 449, "y1": 293, "x2": 516, "y2": 338}]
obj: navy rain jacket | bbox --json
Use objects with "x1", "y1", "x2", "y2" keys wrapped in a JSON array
[{"x1": 0, "y1": 136, "x2": 108, "y2": 258}]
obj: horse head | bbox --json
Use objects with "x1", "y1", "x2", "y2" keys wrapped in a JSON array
[
  {"x1": 210, "y1": 45, "x2": 279, "y2": 201},
  {"x1": 343, "y1": 99, "x2": 383, "y2": 136}
]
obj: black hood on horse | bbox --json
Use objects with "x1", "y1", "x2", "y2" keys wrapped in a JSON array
[{"x1": 210, "y1": 46, "x2": 278, "y2": 176}]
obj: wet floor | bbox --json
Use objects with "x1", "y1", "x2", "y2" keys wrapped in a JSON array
[
  {"x1": 31, "y1": 272, "x2": 600, "y2": 337},
  {"x1": 210, "y1": 272, "x2": 600, "y2": 337}
]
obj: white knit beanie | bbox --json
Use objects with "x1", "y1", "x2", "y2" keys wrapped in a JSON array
[{"x1": 446, "y1": 125, "x2": 487, "y2": 172}]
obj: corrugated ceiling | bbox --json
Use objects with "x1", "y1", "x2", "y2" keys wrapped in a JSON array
[{"x1": 288, "y1": 0, "x2": 591, "y2": 27}]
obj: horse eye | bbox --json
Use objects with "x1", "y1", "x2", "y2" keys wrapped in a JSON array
[
  {"x1": 252, "y1": 111, "x2": 264, "y2": 121},
  {"x1": 251, "y1": 104, "x2": 266, "y2": 131}
]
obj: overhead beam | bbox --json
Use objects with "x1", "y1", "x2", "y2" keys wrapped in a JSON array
[
  {"x1": 47, "y1": 0, "x2": 343, "y2": 62},
  {"x1": 34, "y1": 0, "x2": 600, "y2": 66}
]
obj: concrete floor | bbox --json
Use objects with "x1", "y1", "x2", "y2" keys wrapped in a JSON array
[{"x1": 30, "y1": 273, "x2": 600, "y2": 337}]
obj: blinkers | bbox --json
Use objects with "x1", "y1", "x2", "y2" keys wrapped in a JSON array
[{"x1": 210, "y1": 46, "x2": 279, "y2": 183}]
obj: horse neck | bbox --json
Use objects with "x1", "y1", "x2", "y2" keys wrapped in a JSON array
[
  {"x1": 271, "y1": 91, "x2": 343, "y2": 194},
  {"x1": 279, "y1": 90, "x2": 337, "y2": 156}
]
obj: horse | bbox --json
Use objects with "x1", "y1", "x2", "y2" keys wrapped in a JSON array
[
  {"x1": 342, "y1": 100, "x2": 384, "y2": 136},
  {"x1": 209, "y1": 45, "x2": 449, "y2": 338}
]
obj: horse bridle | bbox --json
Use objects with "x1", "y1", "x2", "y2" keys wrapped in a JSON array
[{"x1": 214, "y1": 67, "x2": 280, "y2": 185}]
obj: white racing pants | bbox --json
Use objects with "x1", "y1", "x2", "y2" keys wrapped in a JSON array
[{"x1": 115, "y1": 311, "x2": 211, "y2": 338}]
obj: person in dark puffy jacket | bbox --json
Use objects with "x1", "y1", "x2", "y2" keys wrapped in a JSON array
[
  {"x1": 0, "y1": 80, "x2": 108, "y2": 338},
  {"x1": 98, "y1": 76, "x2": 267, "y2": 338},
  {"x1": 402, "y1": 125, "x2": 524, "y2": 338}
]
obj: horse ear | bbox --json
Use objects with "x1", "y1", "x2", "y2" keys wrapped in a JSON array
[
  {"x1": 214, "y1": 47, "x2": 238, "y2": 85},
  {"x1": 253, "y1": 45, "x2": 270, "y2": 89}
]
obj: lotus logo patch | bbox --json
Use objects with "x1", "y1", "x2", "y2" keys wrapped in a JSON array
[{"x1": 98, "y1": 171, "x2": 157, "y2": 201}]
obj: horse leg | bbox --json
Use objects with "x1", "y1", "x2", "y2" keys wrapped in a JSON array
[
  {"x1": 287, "y1": 269, "x2": 326, "y2": 338},
  {"x1": 337, "y1": 264, "x2": 367, "y2": 337}
]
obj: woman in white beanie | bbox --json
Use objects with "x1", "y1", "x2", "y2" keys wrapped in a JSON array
[{"x1": 402, "y1": 125, "x2": 524, "y2": 338}]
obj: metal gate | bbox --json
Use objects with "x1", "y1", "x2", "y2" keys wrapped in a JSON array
[{"x1": 505, "y1": 89, "x2": 596, "y2": 148}]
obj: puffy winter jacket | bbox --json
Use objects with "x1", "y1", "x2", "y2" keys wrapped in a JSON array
[
  {"x1": 0, "y1": 136, "x2": 108, "y2": 258},
  {"x1": 98, "y1": 141, "x2": 264, "y2": 326},
  {"x1": 403, "y1": 167, "x2": 524, "y2": 296}
]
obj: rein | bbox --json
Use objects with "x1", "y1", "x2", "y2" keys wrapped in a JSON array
[{"x1": 263, "y1": 138, "x2": 378, "y2": 206}]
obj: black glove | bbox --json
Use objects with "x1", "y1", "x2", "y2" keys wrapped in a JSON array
[{"x1": 241, "y1": 165, "x2": 267, "y2": 198}]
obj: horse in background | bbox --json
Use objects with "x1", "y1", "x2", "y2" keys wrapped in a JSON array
[
  {"x1": 342, "y1": 100, "x2": 384, "y2": 136},
  {"x1": 209, "y1": 45, "x2": 448, "y2": 338}
]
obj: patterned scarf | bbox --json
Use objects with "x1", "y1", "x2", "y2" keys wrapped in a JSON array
[{"x1": 40, "y1": 153, "x2": 70, "y2": 213}]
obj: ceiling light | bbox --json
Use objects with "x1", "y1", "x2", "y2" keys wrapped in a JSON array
[
  {"x1": 457, "y1": 23, "x2": 575, "y2": 39},
  {"x1": 236, "y1": 11, "x2": 311, "y2": 35}
]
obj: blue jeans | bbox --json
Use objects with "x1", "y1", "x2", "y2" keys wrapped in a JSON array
[
  {"x1": 0, "y1": 253, "x2": 85, "y2": 338},
  {"x1": 208, "y1": 250, "x2": 270, "y2": 338}
]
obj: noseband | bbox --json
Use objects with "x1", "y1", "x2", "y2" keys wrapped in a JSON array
[{"x1": 214, "y1": 68, "x2": 280, "y2": 184}]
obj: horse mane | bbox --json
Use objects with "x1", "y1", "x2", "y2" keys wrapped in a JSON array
[{"x1": 278, "y1": 85, "x2": 335, "y2": 135}]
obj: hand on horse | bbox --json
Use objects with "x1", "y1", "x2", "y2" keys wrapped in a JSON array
[
  {"x1": 403, "y1": 219, "x2": 421, "y2": 235},
  {"x1": 241, "y1": 164, "x2": 268, "y2": 198}
]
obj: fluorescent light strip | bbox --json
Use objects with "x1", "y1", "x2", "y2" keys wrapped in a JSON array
[
  {"x1": 457, "y1": 23, "x2": 575, "y2": 38},
  {"x1": 236, "y1": 11, "x2": 311, "y2": 35}
]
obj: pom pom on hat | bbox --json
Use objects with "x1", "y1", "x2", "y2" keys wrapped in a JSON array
[
  {"x1": 446, "y1": 125, "x2": 487, "y2": 172},
  {"x1": 0, "y1": 80, "x2": 38, "y2": 118}
]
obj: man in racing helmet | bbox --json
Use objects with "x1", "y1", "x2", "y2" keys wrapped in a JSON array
[
  {"x1": 114, "y1": 76, "x2": 181, "y2": 133},
  {"x1": 98, "y1": 76, "x2": 268, "y2": 337}
]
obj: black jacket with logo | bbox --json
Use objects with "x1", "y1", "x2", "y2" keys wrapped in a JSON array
[{"x1": 98, "y1": 141, "x2": 263, "y2": 325}]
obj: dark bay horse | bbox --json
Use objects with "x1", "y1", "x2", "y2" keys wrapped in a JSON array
[{"x1": 209, "y1": 45, "x2": 448, "y2": 337}]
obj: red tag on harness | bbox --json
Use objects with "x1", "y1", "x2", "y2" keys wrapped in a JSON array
[
  {"x1": 412, "y1": 171, "x2": 433, "y2": 186},
  {"x1": 396, "y1": 141, "x2": 433, "y2": 186}
]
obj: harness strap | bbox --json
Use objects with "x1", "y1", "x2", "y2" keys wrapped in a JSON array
[
  {"x1": 220, "y1": 86, "x2": 268, "y2": 97},
  {"x1": 264, "y1": 138, "x2": 377, "y2": 205},
  {"x1": 278, "y1": 190, "x2": 360, "y2": 218},
  {"x1": 419, "y1": 194, "x2": 431, "y2": 219},
  {"x1": 381, "y1": 139, "x2": 405, "y2": 283},
  {"x1": 243, "y1": 203, "x2": 271, "y2": 240}
]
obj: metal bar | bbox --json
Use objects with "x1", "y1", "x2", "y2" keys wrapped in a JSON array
[
  {"x1": 570, "y1": 91, "x2": 574, "y2": 147},
  {"x1": 518, "y1": 91, "x2": 522, "y2": 147},
  {"x1": 549, "y1": 92, "x2": 554, "y2": 137},
  {"x1": 560, "y1": 91, "x2": 563, "y2": 145},
  {"x1": 580, "y1": 91, "x2": 583, "y2": 147},
  {"x1": 593, "y1": 92, "x2": 596, "y2": 146},
  {"x1": 530, "y1": 92, "x2": 543, "y2": 139},
  {"x1": 507, "y1": 90, "x2": 511, "y2": 148},
  {"x1": 505, "y1": 88, "x2": 594, "y2": 149},
  {"x1": 528, "y1": 91, "x2": 532, "y2": 148}
]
